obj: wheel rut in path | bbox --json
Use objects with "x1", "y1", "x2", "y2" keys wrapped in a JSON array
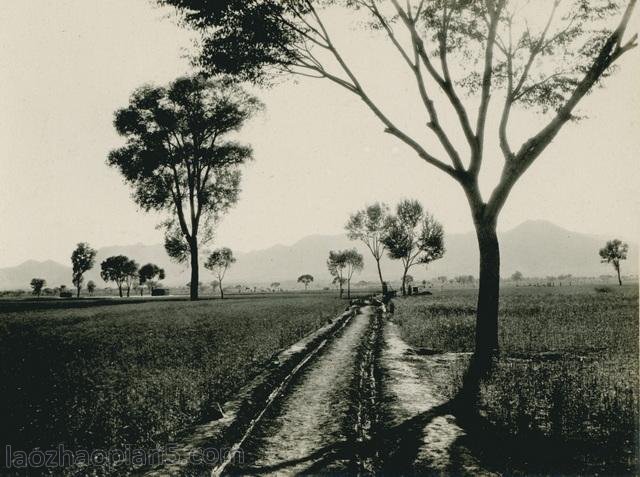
[{"x1": 230, "y1": 306, "x2": 378, "y2": 476}]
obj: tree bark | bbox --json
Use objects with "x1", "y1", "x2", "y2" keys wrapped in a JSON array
[
  {"x1": 347, "y1": 279, "x2": 351, "y2": 299},
  {"x1": 616, "y1": 263, "x2": 622, "y2": 286},
  {"x1": 118, "y1": 285, "x2": 123, "y2": 298},
  {"x1": 76, "y1": 285, "x2": 80, "y2": 298},
  {"x1": 375, "y1": 258, "x2": 384, "y2": 293},
  {"x1": 474, "y1": 217, "x2": 500, "y2": 371},
  {"x1": 219, "y1": 279, "x2": 224, "y2": 299},
  {"x1": 401, "y1": 266, "x2": 409, "y2": 296},
  {"x1": 189, "y1": 237, "x2": 199, "y2": 301}
]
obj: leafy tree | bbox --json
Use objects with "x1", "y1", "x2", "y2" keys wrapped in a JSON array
[
  {"x1": 108, "y1": 75, "x2": 260, "y2": 301},
  {"x1": 100, "y1": 255, "x2": 137, "y2": 298},
  {"x1": 139, "y1": 263, "x2": 166, "y2": 295},
  {"x1": 345, "y1": 203, "x2": 390, "y2": 291},
  {"x1": 599, "y1": 239, "x2": 629, "y2": 285},
  {"x1": 205, "y1": 247, "x2": 236, "y2": 299},
  {"x1": 30, "y1": 278, "x2": 46, "y2": 297},
  {"x1": 511, "y1": 271, "x2": 524, "y2": 283},
  {"x1": 87, "y1": 280, "x2": 96, "y2": 296},
  {"x1": 327, "y1": 250, "x2": 363, "y2": 299},
  {"x1": 297, "y1": 274, "x2": 314, "y2": 290},
  {"x1": 343, "y1": 249, "x2": 364, "y2": 299},
  {"x1": 71, "y1": 242, "x2": 97, "y2": 298},
  {"x1": 327, "y1": 251, "x2": 347, "y2": 298},
  {"x1": 270, "y1": 282, "x2": 281, "y2": 292},
  {"x1": 382, "y1": 200, "x2": 445, "y2": 296},
  {"x1": 164, "y1": 0, "x2": 638, "y2": 368}
]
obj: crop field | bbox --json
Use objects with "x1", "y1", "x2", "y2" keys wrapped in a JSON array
[
  {"x1": 393, "y1": 284, "x2": 639, "y2": 473},
  {"x1": 0, "y1": 294, "x2": 345, "y2": 461}
]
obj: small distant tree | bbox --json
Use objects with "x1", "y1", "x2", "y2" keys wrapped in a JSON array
[
  {"x1": 205, "y1": 247, "x2": 236, "y2": 299},
  {"x1": 100, "y1": 255, "x2": 137, "y2": 298},
  {"x1": 343, "y1": 249, "x2": 364, "y2": 299},
  {"x1": 599, "y1": 239, "x2": 629, "y2": 286},
  {"x1": 87, "y1": 280, "x2": 96, "y2": 296},
  {"x1": 511, "y1": 271, "x2": 524, "y2": 285},
  {"x1": 30, "y1": 278, "x2": 46, "y2": 297},
  {"x1": 382, "y1": 200, "x2": 445, "y2": 296},
  {"x1": 71, "y1": 242, "x2": 97, "y2": 298},
  {"x1": 437, "y1": 276, "x2": 448, "y2": 287},
  {"x1": 345, "y1": 203, "x2": 390, "y2": 291},
  {"x1": 327, "y1": 251, "x2": 347, "y2": 298},
  {"x1": 270, "y1": 282, "x2": 280, "y2": 292},
  {"x1": 297, "y1": 274, "x2": 314, "y2": 290},
  {"x1": 139, "y1": 263, "x2": 166, "y2": 295}
]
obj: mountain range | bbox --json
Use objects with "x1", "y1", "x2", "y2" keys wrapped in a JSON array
[{"x1": 0, "y1": 220, "x2": 636, "y2": 290}]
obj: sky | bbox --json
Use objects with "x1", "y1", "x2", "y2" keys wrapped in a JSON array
[{"x1": 1, "y1": 1, "x2": 638, "y2": 267}]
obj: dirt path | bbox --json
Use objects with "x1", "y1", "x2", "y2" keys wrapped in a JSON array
[
  {"x1": 230, "y1": 307, "x2": 376, "y2": 475},
  {"x1": 377, "y1": 319, "x2": 497, "y2": 476}
]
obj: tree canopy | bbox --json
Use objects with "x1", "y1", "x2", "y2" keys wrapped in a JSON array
[
  {"x1": 100, "y1": 255, "x2": 138, "y2": 298},
  {"x1": 30, "y1": 278, "x2": 46, "y2": 297},
  {"x1": 599, "y1": 238, "x2": 629, "y2": 285},
  {"x1": 139, "y1": 263, "x2": 166, "y2": 294},
  {"x1": 297, "y1": 274, "x2": 314, "y2": 289},
  {"x1": 346, "y1": 202, "x2": 390, "y2": 290}
]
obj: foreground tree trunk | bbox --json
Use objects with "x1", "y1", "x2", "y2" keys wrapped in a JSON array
[
  {"x1": 76, "y1": 286, "x2": 80, "y2": 298},
  {"x1": 189, "y1": 237, "x2": 199, "y2": 301},
  {"x1": 615, "y1": 263, "x2": 622, "y2": 286},
  {"x1": 401, "y1": 267, "x2": 409, "y2": 296},
  {"x1": 473, "y1": 216, "x2": 500, "y2": 372},
  {"x1": 347, "y1": 279, "x2": 351, "y2": 299},
  {"x1": 219, "y1": 282, "x2": 224, "y2": 299},
  {"x1": 375, "y1": 259, "x2": 384, "y2": 293}
]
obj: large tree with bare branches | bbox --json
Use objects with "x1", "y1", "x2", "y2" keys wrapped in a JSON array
[{"x1": 163, "y1": 0, "x2": 637, "y2": 368}]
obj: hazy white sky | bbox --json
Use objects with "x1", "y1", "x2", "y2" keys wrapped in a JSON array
[{"x1": 1, "y1": 1, "x2": 638, "y2": 267}]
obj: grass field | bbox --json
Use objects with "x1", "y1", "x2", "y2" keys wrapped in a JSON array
[
  {"x1": 394, "y1": 284, "x2": 639, "y2": 473},
  {"x1": 0, "y1": 294, "x2": 345, "y2": 462}
]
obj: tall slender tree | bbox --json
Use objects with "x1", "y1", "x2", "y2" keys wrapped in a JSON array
[
  {"x1": 342, "y1": 249, "x2": 365, "y2": 299},
  {"x1": 327, "y1": 251, "x2": 347, "y2": 298},
  {"x1": 71, "y1": 242, "x2": 97, "y2": 298},
  {"x1": 163, "y1": 0, "x2": 638, "y2": 370},
  {"x1": 108, "y1": 75, "x2": 261, "y2": 300},
  {"x1": 345, "y1": 203, "x2": 390, "y2": 292},
  {"x1": 205, "y1": 247, "x2": 236, "y2": 299}
]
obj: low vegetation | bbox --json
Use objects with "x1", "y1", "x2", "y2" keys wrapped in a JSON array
[
  {"x1": 393, "y1": 284, "x2": 639, "y2": 473},
  {"x1": 0, "y1": 295, "x2": 344, "y2": 462}
]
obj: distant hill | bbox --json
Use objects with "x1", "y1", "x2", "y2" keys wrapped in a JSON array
[{"x1": 0, "y1": 220, "x2": 636, "y2": 290}]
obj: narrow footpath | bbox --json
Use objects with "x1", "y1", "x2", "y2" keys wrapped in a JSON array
[{"x1": 230, "y1": 306, "x2": 378, "y2": 475}]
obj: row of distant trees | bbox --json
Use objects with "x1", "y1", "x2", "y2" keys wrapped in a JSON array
[
  {"x1": 28, "y1": 243, "x2": 167, "y2": 298},
  {"x1": 344, "y1": 200, "x2": 445, "y2": 296}
]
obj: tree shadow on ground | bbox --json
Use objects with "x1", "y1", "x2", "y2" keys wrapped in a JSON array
[{"x1": 232, "y1": 359, "x2": 636, "y2": 476}]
